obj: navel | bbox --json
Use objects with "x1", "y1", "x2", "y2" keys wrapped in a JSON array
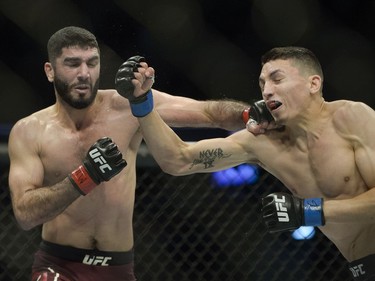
[{"x1": 344, "y1": 176, "x2": 350, "y2": 182}]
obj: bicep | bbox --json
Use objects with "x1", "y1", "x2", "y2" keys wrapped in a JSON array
[
  {"x1": 354, "y1": 144, "x2": 375, "y2": 188},
  {"x1": 8, "y1": 128, "x2": 44, "y2": 204},
  {"x1": 340, "y1": 102, "x2": 375, "y2": 187},
  {"x1": 152, "y1": 89, "x2": 213, "y2": 127}
]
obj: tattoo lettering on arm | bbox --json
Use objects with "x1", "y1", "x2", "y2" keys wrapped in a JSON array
[{"x1": 190, "y1": 148, "x2": 231, "y2": 169}]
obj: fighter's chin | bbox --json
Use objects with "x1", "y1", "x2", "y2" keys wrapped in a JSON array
[
  {"x1": 72, "y1": 103, "x2": 90, "y2": 110},
  {"x1": 69, "y1": 91, "x2": 96, "y2": 109},
  {"x1": 71, "y1": 98, "x2": 94, "y2": 109}
]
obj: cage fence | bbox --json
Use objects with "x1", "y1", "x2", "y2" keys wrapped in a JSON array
[{"x1": 0, "y1": 161, "x2": 350, "y2": 281}]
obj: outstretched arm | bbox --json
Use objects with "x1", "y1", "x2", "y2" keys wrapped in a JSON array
[
  {"x1": 152, "y1": 90, "x2": 249, "y2": 131},
  {"x1": 114, "y1": 55, "x2": 271, "y2": 132},
  {"x1": 114, "y1": 56, "x2": 256, "y2": 175},
  {"x1": 137, "y1": 110, "x2": 253, "y2": 175}
]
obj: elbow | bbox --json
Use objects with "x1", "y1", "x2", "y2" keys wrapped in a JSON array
[
  {"x1": 159, "y1": 164, "x2": 180, "y2": 176},
  {"x1": 16, "y1": 217, "x2": 36, "y2": 231},
  {"x1": 13, "y1": 209, "x2": 38, "y2": 231},
  {"x1": 18, "y1": 222, "x2": 35, "y2": 231},
  {"x1": 159, "y1": 162, "x2": 189, "y2": 176},
  {"x1": 163, "y1": 169, "x2": 186, "y2": 177}
]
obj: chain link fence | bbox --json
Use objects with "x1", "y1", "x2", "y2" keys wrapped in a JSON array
[{"x1": 0, "y1": 157, "x2": 350, "y2": 280}]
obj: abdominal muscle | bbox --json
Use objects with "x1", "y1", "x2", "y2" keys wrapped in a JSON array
[{"x1": 41, "y1": 170, "x2": 136, "y2": 252}]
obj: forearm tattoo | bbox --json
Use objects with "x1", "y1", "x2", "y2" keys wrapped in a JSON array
[{"x1": 190, "y1": 148, "x2": 231, "y2": 169}]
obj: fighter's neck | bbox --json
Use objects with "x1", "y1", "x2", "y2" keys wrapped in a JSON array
[
  {"x1": 286, "y1": 100, "x2": 329, "y2": 140},
  {"x1": 52, "y1": 102, "x2": 98, "y2": 131}
]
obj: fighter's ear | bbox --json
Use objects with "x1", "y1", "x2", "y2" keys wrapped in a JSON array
[
  {"x1": 44, "y1": 62, "x2": 54, "y2": 82},
  {"x1": 309, "y1": 74, "x2": 322, "y2": 94}
]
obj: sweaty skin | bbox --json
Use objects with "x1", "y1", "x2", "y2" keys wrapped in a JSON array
[
  {"x1": 8, "y1": 46, "x2": 247, "y2": 252},
  {"x1": 133, "y1": 59, "x2": 375, "y2": 262}
]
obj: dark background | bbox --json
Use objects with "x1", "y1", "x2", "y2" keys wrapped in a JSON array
[
  {"x1": 1, "y1": 0, "x2": 375, "y2": 125},
  {"x1": 0, "y1": 1, "x2": 374, "y2": 280}
]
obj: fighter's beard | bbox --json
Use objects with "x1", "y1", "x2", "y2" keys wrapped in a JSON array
[{"x1": 55, "y1": 77, "x2": 100, "y2": 109}]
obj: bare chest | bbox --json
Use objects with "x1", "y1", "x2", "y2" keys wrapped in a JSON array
[
  {"x1": 263, "y1": 132, "x2": 365, "y2": 198},
  {"x1": 39, "y1": 120, "x2": 141, "y2": 185}
]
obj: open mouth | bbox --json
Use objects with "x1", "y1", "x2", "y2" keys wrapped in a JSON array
[{"x1": 267, "y1": 100, "x2": 282, "y2": 111}]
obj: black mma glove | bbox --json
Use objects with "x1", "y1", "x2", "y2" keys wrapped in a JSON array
[
  {"x1": 242, "y1": 100, "x2": 274, "y2": 125},
  {"x1": 261, "y1": 192, "x2": 325, "y2": 233},
  {"x1": 115, "y1": 55, "x2": 153, "y2": 117},
  {"x1": 68, "y1": 137, "x2": 127, "y2": 195}
]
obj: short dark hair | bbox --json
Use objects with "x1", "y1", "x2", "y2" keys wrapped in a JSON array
[
  {"x1": 261, "y1": 46, "x2": 323, "y2": 80},
  {"x1": 47, "y1": 26, "x2": 99, "y2": 64}
]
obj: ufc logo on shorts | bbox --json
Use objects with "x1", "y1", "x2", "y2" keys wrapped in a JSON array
[
  {"x1": 82, "y1": 254, "x2": 112, "y2": 266},
  {"x1": 89, "y1": 148, "x2": 112, "y2": 173},
  {"x1": 349, "y1": 264, "x2": 366, "y2": 277},
  {"x1": 274, "y1": 195, "x2": 289, "y2": 222}
]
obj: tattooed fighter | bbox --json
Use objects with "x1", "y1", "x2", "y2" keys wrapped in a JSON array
[{"x1": 120, "y1": 46, "x2": 375, "y2": 281}]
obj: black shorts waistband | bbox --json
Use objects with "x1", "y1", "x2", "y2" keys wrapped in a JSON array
[
  {"x1": 348, "y1": 254, "x2": 375, "y2": 280},
  {"x1": 39, "y1": 240, "x2": 134, "y2": 266}
]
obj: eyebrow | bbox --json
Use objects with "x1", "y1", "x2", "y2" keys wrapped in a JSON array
[{"x1": 63, "y1": 55, "x2": 99, "y2": 63}]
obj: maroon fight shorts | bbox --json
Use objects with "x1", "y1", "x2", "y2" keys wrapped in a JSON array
[
  {"x1": 31, "y1": 240, "x2": 136, "y2": 281},
  {"x1": 348, "y1": 254, "x2": 375, "y2": 281}
]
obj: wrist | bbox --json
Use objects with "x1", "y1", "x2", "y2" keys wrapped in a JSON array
[
  {"x1": 303, "y1": 198, "x2": 325, "y2": 226},
  {"x1": 130, "y1": 90, "x2": 154, "y2": 117},
  {"x1": 242, "y1": 108, "x2": 250, "y2": 124},
  {"x1": 68, "y1": 165, "x2": 98, "y2": 195}
]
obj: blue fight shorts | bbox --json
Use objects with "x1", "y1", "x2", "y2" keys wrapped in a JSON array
[
  {"x1": 348, "y1": 254, "x2": 375, "y2": 281},
  {"x1": 31, "y1": 240, "x2": 136, "y2": 281}
]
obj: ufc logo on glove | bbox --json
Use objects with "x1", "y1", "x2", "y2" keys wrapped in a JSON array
[
  {"x1": 68, "y1": 137, "x2": 127, "y2": 195},
  {"x1": 261, "y1": 192, "x2": 325, "y2": 233},
  {"x1": 274, "y1": 195, "x2": 290, "y2": 222},
  {"x1": 89, "y1": 148, "x2": 112, "y2": 173}
]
